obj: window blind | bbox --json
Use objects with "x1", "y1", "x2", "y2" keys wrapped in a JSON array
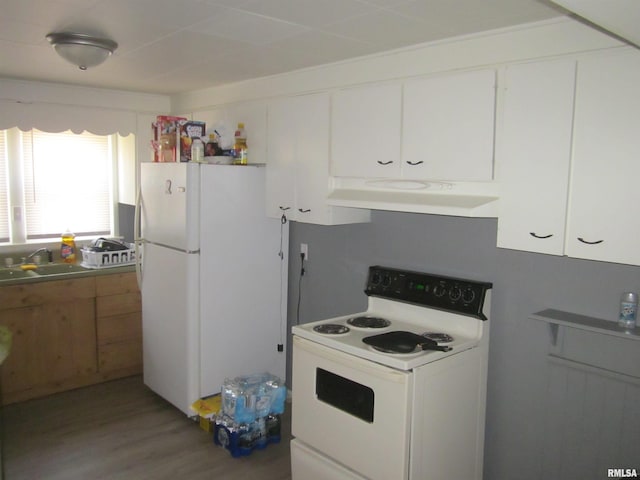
[
  {"x1": 22, "y1": 130, "x2": 112, "y2": 239},
  {"x1": 0, "y1": 131, "x2": 8, "y2": 243}
]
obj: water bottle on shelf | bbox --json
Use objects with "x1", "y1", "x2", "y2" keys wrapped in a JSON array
[{"x1": 618, "y1": 292, "x2": 638, "y2": 330}]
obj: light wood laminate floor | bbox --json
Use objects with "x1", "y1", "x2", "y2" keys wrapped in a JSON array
[{"x1": 3, "y1": 376, "x2": 292, "y2": 480}]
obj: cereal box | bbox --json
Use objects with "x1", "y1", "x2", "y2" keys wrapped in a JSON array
[{"x1": 179, "y1": 120, "x2": 206, "y2": 162}]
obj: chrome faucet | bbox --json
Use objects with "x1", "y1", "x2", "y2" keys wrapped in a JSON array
[{"x1": 24, "y1": 248, "x2": 53, "y2": 264}]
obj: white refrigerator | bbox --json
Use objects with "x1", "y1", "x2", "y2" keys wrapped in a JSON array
[{"x1": 136, "y1": 162, "x2": 287, "y2": 415}]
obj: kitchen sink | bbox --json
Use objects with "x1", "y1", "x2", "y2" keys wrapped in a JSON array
[
  {"x1": 0, "y1": 268, "x2": 39, "y2": 281},
  {"x1": 33, "y1": 263, "x2": 88, "y2": 275},
  {"x1": 0, "y1": 263, "x2": 90, "y2": 283}
]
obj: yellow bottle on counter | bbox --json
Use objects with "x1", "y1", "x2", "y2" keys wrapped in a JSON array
[{"x1": 61, "y1": 230, "x2": 77, "y2": 263}]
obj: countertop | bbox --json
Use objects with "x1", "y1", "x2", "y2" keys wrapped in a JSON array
[{"x1": 0, "y1": 263, "x2": 136, "y2": 287}]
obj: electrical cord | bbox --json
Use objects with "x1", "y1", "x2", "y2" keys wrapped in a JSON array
[
  {"x1": 277, "y1": 214, "x2": 288, "y2": 352},
  {"x1": 296, "y1": 251, "x2": 305, "y2": 325}
]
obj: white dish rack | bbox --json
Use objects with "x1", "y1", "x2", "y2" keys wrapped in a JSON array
[{"x1": 80, "y1": 243, "x2": 137, "y2": 269}]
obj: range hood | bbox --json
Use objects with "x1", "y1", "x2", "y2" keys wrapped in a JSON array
[
  {"x1": 327, "y1": 178, "x2": 499, "y2": 218},
  {"x1": 551, "y1": 0, "x2": 640, "y2": 48}
]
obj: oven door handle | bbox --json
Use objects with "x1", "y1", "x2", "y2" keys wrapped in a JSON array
[{"x1": 293, "y1": 336, "x2": 409, "y2": 383}]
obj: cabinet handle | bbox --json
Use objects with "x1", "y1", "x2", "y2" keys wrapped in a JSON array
[
  {"x1": 377, "y1": 160, "x2": 394, "y2": 165},
  {"x1": 529, "y1": 232, "x2": 553, "y2": 239},
  {"x1": 298, "y1": 208, "x2": 311, "y2": 213},
  {"x1": 279, "y1": 206, "x2": 290, "y2": 211},
  {"x1": 406, "y1": 161, "x2": 424, "y2": 166},
  {"x1": 578, "y1": 237, "x2": 604, "y2": 245}
]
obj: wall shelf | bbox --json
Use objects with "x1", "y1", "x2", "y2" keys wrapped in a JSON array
[{"x1": 530, "y1": 308, "x2": 640, "y2": 346}]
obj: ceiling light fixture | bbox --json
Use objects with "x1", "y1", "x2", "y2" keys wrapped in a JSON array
[{"x1": 46, "y1": 32, "x2": 118, "y2": 71}]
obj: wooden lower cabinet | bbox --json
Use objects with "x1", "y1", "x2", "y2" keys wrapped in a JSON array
[
  {"x1": 0, "y1": 271, "x2": 142, "y2": 405},
  {"x1": 0, "y1": 277, "x2": 97, "y2": 404},
  {"x1": 95, "y1": 272, "x2": 142, "y2": 378}
]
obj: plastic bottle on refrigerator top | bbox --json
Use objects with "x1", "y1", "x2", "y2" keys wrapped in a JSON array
[
  {"x1": 619, "y1": 292, "x2": 638, "y2": 330},
  {"x1": 60, "y1": 230, "x2": 76, "y2": 263},
  {"x1": 205, "y1": 133, "x2": 219, "y2": 156},
  {"x1": 233, "y1": 122, "x2": 247, "y2": 165},
  {"x1": 191, "y1": 137, "x2": 204, "y2": 163}
]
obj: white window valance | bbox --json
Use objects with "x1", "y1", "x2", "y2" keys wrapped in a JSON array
[{"x1": 0, "y1": 99, "x2": 137, "y2": 136}]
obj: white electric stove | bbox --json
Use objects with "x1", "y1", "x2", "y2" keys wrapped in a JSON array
[{"x1": 291, "y1": 265, "x2": 492, "y2": 480}]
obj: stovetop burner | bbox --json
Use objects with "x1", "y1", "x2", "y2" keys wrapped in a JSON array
[
  {"x1": 367, "y1": 345, "x2": 424, "y2": 356},
  {"x1": 347, "y1": 316, "x2": 391, "y2": 329},
  {"x1": 313, "y1": 324, "x2": 350, "y2": 335},
  {"x1": 422, "y1": 332, "x2": 455, "y2": 343}
]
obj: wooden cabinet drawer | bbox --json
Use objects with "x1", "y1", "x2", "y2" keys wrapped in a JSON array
[
  {"x1": 95, "y1": 271, "x2": 138, "y2": 296},
  {"x1": 97, "y1": 311, "x2": 141, "y2": 345},
  {"x1": 98, "y1": 340, "x2": 142, "y2": 374},
  {"x1": 96, "y1": 292, "x2": 141, "y2": 317},
  {"x1": 0, "y1": 277, "x2": 95, "y2": 309}
]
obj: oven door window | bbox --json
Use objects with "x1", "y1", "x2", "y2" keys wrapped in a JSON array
[{"x1": 316, "y1": 368, "x2": 374, "y2": 423}]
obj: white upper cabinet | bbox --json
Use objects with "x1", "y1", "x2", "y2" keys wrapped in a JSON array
[
  {"x1": 330, "y1": 70, "x2": 496, "y2": 183},
  {"x1": 401, "y1": 69, "x2": 496, "y2": 181},
  {"x1": 267, "y1": 93, "x2": 370, "y2": 225},
  {"x1": 330, "y1": 83, "x2": 402, "y2": 178},
  {"x1": 265, "y1": 98, "x2": 296, "y2": 220},
  {"x1": 496, "y1": 59, "x2": 576, "y2": 255},
  {"x1": 565, "y1": 51, "x2": 640, "y2": 266}
]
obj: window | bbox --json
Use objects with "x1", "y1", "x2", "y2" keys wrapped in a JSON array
[
  {"x1": 1, "y1": 128, "x2": 120, "y2": 245},
  {"x1": 0, "y1": 131, "x2": 8, "y2": 243}
]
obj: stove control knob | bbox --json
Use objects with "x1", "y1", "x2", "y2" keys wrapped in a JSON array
[
  {"x1": 449, "y1": 286, "x2": 462, "y2": 302},
  {"x1": 382, "y1": 274, "x2": 392, "y2": 287},
  {"x1": 462, "y1": 288, "x2": 476, "y2": 304},
  {"x1": 371, "y1": 271, "x2": 382, "y2": 286},
  {"x1": 433, "y1": 284, "x2": 447, "y2": 297}
]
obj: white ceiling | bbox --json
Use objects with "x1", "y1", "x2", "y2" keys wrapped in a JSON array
[{"x1": 0, "y1": 0, "x2": 568, "y2": 95}]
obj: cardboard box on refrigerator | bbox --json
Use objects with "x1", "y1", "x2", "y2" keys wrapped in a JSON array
[
  {"x1": 152, "y1": 115, "x2": 185, "y2": 162},
  {"x1": 179, "y1": 120, "x2": 206, "y2": 162}
]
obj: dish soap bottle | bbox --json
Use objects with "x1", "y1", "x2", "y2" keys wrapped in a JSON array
[
  {"x1": 233, "y1": 122, "x2": 247, "y2": 165},
  {"x1": 61, "y1": 230, "x2": 77, "y2": 263}
]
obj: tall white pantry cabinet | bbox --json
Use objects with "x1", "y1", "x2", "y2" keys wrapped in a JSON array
[
  {"x1": 265, "y1": 92, "x2": 370, "y2": 225},
  {"x1": 497, "y1": 50, "x2": 640, "y2": 266}
]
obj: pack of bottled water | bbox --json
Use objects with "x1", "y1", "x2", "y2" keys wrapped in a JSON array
[{"x1": 214, "y1": 372, "x2": 286, "y2": 457}]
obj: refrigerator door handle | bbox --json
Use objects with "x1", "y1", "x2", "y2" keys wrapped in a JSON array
[
  {"x1": 146, "y1": 241, "x2": 199, "y2": 254},
  {"x1": 134, "y1": 186, "x2": 143, "y2": 289}
]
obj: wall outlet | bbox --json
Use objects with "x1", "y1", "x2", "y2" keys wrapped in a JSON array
[{"x1": 300, "y1": 243, "x2": 308, "y2": 260}]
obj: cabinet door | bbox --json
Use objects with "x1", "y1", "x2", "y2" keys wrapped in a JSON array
[
  {"x1": 331, "y1": 83, "x2": 402, "y2": 178},
  {"x1": 497, "y1": 59, "x2": 576, "y2": 254},
  {"x1": 267, "y1": 94, "x2": 371, "y2": 225},
  {"x1": 0, "y1": 298, "x2": 97, "y2": 398},
  {"x1": 266, "y1": 98, "x2": 296, "y2": 220},
  {"x1": 293, "y1": 93, "x2": 333, "y2": 224},
  {"x1": 402, "y1": 69, "x2": 496, "y2": 181},
  {"x1": 566, "y1": 52, "x2": 640, "y2": 266}
]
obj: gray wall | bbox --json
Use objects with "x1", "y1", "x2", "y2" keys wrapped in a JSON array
[
  {"x1": 287, "y1": 210, "x2": 640, "y2": 480},
  {"x1": 117, "y1": 203, "x2": 135, "y2": 243}
]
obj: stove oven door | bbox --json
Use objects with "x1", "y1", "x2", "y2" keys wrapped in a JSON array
[{"x1": 291, "y1": 336, "x2": 411, "y2": 480}]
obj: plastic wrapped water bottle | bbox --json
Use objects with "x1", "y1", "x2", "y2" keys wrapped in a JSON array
[{"x1": 619, "y1": 292, "x2": 638, "y2": 330}]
